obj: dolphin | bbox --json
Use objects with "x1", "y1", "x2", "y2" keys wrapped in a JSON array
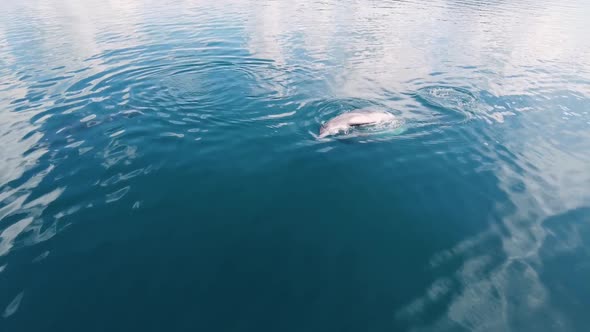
[{"x1": 318, "y1": 109, "x2": 397, "y2": 138}]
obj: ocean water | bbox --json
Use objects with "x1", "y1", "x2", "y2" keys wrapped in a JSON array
[{"x1": 1, "y1": 0, "x2": 590, "y2": 331}]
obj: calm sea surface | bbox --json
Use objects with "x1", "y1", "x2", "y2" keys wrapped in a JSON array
[{"x1": 1, "y1": 0, "x2": 589, "y2": 331}]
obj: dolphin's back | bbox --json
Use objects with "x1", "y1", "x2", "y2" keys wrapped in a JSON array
[
  {"x1": 319, "y1": 110, "x2": 396, "y2": 138},
  {"x1": 333, "y1": 111, "x2": 393, "y2": 125}
]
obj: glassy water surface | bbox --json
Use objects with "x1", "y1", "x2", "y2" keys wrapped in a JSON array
[{"x1": 1, "y1": 0, "x2": 589, "y2": 331}]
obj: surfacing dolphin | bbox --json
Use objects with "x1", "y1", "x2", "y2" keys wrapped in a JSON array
[{"x1": 318, "y1": 109, "x2": 397, "y2": 138}]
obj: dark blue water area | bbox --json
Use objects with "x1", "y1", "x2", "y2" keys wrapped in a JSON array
[{"x1": 1, "y1": 0, "x2": 590, "y2": 331}]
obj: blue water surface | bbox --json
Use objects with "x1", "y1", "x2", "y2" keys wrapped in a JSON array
[{"x1": 1, "y1": 0, "x2": 590, "y2": 331}]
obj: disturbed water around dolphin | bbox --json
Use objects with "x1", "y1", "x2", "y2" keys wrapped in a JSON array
[{"x1": 1, "y1": 0, "x2": 590, "y2": 331}]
